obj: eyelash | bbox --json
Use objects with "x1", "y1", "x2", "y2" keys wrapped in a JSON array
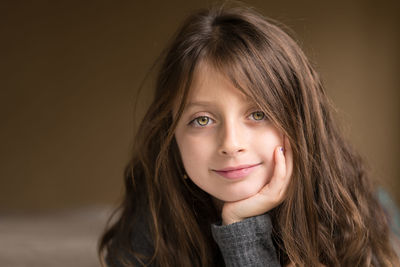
[
  {"x1": 189, "y1": 116, "x2": 215, "y2": 127},
  {"x1": 188, "y1": 111, "x2": 267, "y2": 128},
  {"x1": 249, "y1": 111, "x2": 266, "y2": 121}
]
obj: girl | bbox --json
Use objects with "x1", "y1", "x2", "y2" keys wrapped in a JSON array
[{"x1": 99, "y1": 5, "x2": 399, "y2": 266}]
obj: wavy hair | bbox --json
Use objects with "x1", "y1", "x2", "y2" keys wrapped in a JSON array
[{"x1": 99, "y1": 5, "x2": 399, "y2": 266}]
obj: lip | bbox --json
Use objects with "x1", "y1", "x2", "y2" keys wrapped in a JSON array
[{"x1": 212, "y1": 163, "x2": 261, "y2": 179}]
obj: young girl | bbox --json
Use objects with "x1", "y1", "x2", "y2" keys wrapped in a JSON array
[{"x1": 99, "y1": 5, "x2": 399, "y2": 266}]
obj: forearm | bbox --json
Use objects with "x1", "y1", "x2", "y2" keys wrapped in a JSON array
[{"x1": 211, "y1": 213, "x2": 280, "y2": 267}]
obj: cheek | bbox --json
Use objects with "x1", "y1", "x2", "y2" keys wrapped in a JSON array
[
  {"x1": 175, "y1": 134, "x2": 212, "y2": 174},
  {"x1": 253, "y1": 128, "x2": 282, "y2": 173},
  {"x1": 254, "y1": 127, "x2": 282, "y2": 156}
]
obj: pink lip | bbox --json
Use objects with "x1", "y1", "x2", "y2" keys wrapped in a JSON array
[{"x1": 212, "y1": 163, "x2": 261, "y2": 179}]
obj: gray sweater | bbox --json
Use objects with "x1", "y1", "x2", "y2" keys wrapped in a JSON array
[
  {"x1": 211, "y1": 213, "x2": 280, "y2": 266},
  {"x1": 107, "y1": 213, "x2": 280, "y2": 266}
]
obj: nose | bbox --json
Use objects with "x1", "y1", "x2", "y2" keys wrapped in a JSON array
[{"x1": 218, "y1": 119, "x2": 245, "y2": 157}]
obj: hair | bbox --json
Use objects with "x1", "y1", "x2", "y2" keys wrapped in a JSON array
[{"x1": 99, "y1": 4, "x2": 399, "y2": 267}]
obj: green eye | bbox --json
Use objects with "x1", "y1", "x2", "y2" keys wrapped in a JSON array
[
  {"x1": 251, "y1": 111, "x2": 265, "y2": 120},
  {"x1": 195, "y1": 116, "x2": 210, "y2": 126}
]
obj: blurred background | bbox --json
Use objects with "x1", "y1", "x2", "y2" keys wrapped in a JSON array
[{"x1": 1, "y1": 0, "x2": 399, "y2": 266}]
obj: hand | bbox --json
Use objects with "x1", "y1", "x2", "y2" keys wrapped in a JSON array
[{"x1": 221, "y1": 136, "x2": 293, "y2": 225}]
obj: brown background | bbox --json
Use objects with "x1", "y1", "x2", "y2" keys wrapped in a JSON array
[{"x1": 1, "y1": 0, "x2": 399, "y2": 212}]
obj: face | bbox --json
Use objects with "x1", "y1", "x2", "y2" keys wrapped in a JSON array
[{"x1": 174, "y1": 63, "x2": 283, "y2": 202}]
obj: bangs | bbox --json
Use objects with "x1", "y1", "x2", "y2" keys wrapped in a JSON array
[
  {"x1": 168, "y1": 7, "x2": 297, "y2": 136},
  {"x1": 200, "y1": 41, "x2": 285, "y2": 130}
]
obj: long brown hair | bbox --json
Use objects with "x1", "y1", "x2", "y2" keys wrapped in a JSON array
[{"x1": 99, "y1": 5, "x2": 399, "y2": 266}]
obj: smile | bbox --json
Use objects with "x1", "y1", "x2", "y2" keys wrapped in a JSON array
[{"x1": 212, "y1": 163, "x2": 261, "y2": 179}]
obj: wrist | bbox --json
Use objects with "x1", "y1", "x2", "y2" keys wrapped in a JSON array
[{"x1": 221, "y1": 210, "x2": 244, "y2": 225}]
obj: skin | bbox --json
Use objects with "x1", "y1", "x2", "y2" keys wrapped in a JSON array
[{"x1": 174, "y1": 63, "x2": 293, "y2": 225}]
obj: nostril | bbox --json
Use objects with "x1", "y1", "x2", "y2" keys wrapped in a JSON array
[{"x1": 221, "y1": 147, "x2": 245, "y2": 156}]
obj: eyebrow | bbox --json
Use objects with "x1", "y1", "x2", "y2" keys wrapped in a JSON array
[
  {"x1": 186, "y1": 99, "x2": 256, "y2": 109},
  {"x1": 186, "y1": 101, "x2": 214, "y2": 108}
]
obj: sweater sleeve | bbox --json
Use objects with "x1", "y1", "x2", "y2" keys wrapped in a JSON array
[{"x1": 211, "y1": 213, "x2": 280, "y2": 267}]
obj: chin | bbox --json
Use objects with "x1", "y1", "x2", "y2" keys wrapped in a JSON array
[{"x1": 216, "y1": 184, "x2": 263, "y2": 202}]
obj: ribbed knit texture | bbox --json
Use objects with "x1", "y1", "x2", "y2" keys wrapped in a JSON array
[
  {"x1": 107, "y1": 213, "x2": 280, "y2": 266},
  {"x1": 211, "y1": 213, "x2": 280, "y2": 267}
]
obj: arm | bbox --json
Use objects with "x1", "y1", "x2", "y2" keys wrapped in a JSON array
[
  {"x1": 211, "y1": 213, "x2": 280, "y2": 267},
  {"x1": 212, "y1": 137, "x2": 293, "y2": 266},
  {"x1": 222, "y1": 137, "x2": 293, "y2": 225}
]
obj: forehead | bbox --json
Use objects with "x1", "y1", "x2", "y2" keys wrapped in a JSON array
[
  {"x1": 172, "y1": 60, "x2": 258, "y2": 119},
  {"x1": 188, "y1": 61, "x2": 251, "y2": 103}
]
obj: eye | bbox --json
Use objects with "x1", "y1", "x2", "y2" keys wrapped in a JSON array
[
  {"x1": 250, "y1": 111, "x2": 266, "y2": 121},
  {"x1": 190, "y1": 116, "x2": 213, "y2": 127}
]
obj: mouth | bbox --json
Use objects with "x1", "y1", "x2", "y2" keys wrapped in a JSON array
[{"x1": 212, "y1": 163, "x2": 261, "y2": 179}]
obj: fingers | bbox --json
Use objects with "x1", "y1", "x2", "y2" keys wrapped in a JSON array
[
  {"x1": 284, "y1": 135, "x2": 293, "y2": 181},
  {"x1": 248, "y1": 137, "x2": 293, "y2": 209},
  {"x1": 263, "y1": 145, "x2": 286, "y2": 190},
  {"x1": 274, "y1": 136, "x2": 292, "y2": 201},
  {"x1": 259, "y1": 136, "x2": 292, "y2": 197}
]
